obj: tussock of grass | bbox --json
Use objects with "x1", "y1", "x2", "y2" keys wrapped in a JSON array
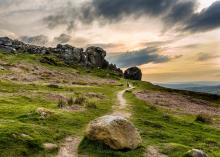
[{"x1": 195, "y1": 114, "x2": 213, "y2": 124}]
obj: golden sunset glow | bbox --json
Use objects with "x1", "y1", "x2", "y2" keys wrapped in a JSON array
[{"x1": 0, "y1": 0, "x2": 220, "y2": 83}]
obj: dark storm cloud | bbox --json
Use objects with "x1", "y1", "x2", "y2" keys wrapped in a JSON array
[
  {"x1": 43, "y1": 0, "x2": 220, "y2": 33},
  {"x1": 88, "y1": 0, "x2": 175, "y2": 20},
  {"x1": 184, "y1": 1, "x2": 220, "y2": 32},
  {"x1": 20, "y1": 35, "x2": 49, "y2": 46},
  {"x1": 106, "y1": 47, "x2": 171, "y2": 68},
  {"x1": 164, "y1": 0, "x2": 196, "y2": 25},
  {"x1": 54, "y1": 33, "x2": 71, "y2": 44}
]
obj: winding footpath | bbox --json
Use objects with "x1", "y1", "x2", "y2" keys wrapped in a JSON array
[
  {"x1": 56, "y1": 85, "x2": 133, "y2": 157},
  {"x1": 112, "y1": 84, "x2": 134, "y2": 119}
]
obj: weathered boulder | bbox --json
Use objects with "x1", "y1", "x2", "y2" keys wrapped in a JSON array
[
  {"x1": 124, "y1": 67, "x2": 142, "y2": 80},
  {"x1": 85, "y1": 46, "x2": 106, "y2": 68},
  {"x1": 86, "y1": 115, "x2": 142, "y2": 150},
  {"x1": 57, "y1": 44, "x2": 83, "y2": 64},
  {"x1": 184, "y1": 149, "x2": 208, "y2": 157}
]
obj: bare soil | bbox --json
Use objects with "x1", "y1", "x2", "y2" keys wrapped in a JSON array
[
  {"x1": 56, "y1": 137, "x2": 87, "y2": 157},
  {"x1": 112, "y1": 85, "x2": 134, "y2": 119},
  {"x1": 145, "y1": 146, "x2": 167, "y2": 157},
  {"x1": 0, "y1": 62, "x2": 116, "y2": 85},
  {"x1": 135, "y1": 90, "x2": 220, "y2": 115}
]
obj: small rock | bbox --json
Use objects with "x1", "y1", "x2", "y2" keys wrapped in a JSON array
[
  {"x1": 43, "y1": 143, "x2": 58, "y2": 152},
  {"x1": 184, "y1": 149, "x2": 208, "y2": 157},
  {"x1": 0, "y1": 65, "x2": 5, "y2": 70},
  {"x1": 36, "y1": 107, "x2": 52, "y2": 119},
  {"x1": 86, "y1": 115, "x2": 142, "y2": 150}
]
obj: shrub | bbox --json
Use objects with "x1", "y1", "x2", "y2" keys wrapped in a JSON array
[
  {"x1": 75, "y1": 96, "x2": 86, "y2": 105},
  {"x1": 40, "y1": 56, "x2": 58, "y2": 66},
  {"x1": 47, "y1": 84, "x2": 59, "y2": 88},
  {"x1": 67, "y1": 97, "x2": 74, "y2": 106},
  {"x1": 86, "y1": 102, "x2": 97, "y2": 109},
  {"x1": 195, "y1": 113, "x2": 212, "y2": 124},
  {"x1": 162, "y1": 113, "x2": 171, "y2": 121},
  {"x1": 57, "y1": 99, "x2": 66, "y2": 108},
  {"x1": 149, "y1": 105, "x2": 157, "y2": 111}
]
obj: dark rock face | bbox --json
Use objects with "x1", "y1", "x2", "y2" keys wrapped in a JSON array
[
  {"x1": 0, "y1": 37, "x2": 122, "y2": 75},
  {"x1": 124, "y1": 67, "x2": 142, "y2": 80}
]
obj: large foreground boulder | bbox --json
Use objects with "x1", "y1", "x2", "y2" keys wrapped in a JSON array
[
  {"x1": 86, "y1": 115, "x2": 142, "y2": 150},
  {"x1": 124, "y1": 67, "x2": 142, "y2": 80},
  {"x1": 184, "y1": 149, "x2": 208, "y2": 157}
]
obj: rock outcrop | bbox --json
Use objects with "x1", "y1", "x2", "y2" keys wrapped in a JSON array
[
  {"x1": 184, "y1": 149, "x2": 208, "y2": 157},
  {"x1": 86, "y1": 115, "x2": 142, "y2": 150},
  {"x1": 124, "y1": 67, "x2": 142, "y2": 80},
  {"x1": 0, "y1": 37, "x2": 122, "y2": 75}
]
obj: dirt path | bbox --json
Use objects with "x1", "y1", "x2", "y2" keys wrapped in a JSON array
[
  {"x1": 56, "y1": 137, "x2": 83, "y2": 157},
  {"x1": 56, "y1": 85, "x2": 133, "y2": 157},
  {"x1": 112, "y1": 84, "x2": 134, "y2": 119}
]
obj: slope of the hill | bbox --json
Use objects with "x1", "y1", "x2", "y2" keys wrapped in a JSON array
[{"x1": 0, "y1": 50, "x2": 220, "y2": 157}]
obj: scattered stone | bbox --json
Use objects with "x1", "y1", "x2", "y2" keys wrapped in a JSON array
[
  {"x1": 124, "y1": 67, "x2": 142, "y2": 80},
  {"x1": 0, "y1": 65, "x2": 5, "y2": 70},
  {"x1": 184, "y1": 149, "x2": 208, "y2": 157},
  {"x1": 145, "y1": 146, "x2": 167, "y2": 157},
  {"x1": 36, "y1": 107, "x2": 53, "y2": 119},
  {"x1": 86, "y1": 115, "x2": 142, "y2": 150},
  {"x1": 43, "y1": 143, "x2": 58, "y2": 152}
]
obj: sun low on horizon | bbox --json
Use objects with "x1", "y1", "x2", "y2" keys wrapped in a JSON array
[{"x1": 0, "y1": 0, "x2": 219, "y2": 83}]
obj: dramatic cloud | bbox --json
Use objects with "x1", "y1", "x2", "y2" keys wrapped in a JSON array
[
  {"x1": 184, "y1": 1, "x2": 220, "y2": 32},
  {"x1": 20, "y1": 35, "x2": 49, "y2": 46},
  {"x1": 107, "y1": 47, "x2": 171, "y2": 68},
  {"x1": 42, "y1": 0, "x2": 220, "y2": 33},
  {"x1": 53, "y1": 33, "x2": 71, "y2": 44}
]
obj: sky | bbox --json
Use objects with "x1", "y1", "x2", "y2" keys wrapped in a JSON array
[{"x1": 0, "y1": 0, "x2": 220, "y2": 83}]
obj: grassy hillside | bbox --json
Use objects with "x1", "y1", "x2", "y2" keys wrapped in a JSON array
[{"x1": 0, "y1": 51, "x2": 220, "y2": 157}]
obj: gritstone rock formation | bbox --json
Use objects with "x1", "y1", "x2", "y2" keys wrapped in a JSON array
[{"x1": 0, "y1": 37, "x2": 122, "y2": 75}]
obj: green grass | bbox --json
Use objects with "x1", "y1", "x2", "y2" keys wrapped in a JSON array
[
  {"x1": 125, "y1": 90, "x2": 220, "y2": 157},
  {"x1": 0, "y1": 51, "x2": 122, "y2": 81},
  {"x1": 0, "y1": 78, "x2": 123, "y2": 156},
  {"x1": 1, "y1": 51, "x2": 220, "y2": 157},
  {"x1": 78, "y1": 137, "x2": 144, "y2": 157}
]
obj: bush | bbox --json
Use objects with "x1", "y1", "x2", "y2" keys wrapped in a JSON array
[
  {"x1": 40, "y1": 56, "x2": 58, "y2": 66},
  {"x1": 162, "y1": 113, "x2": 171, "y2": 121},
  {"x1": 195, "y1": 113, "x2": 212, "y2": 124},
  {"x1": 57, "y1": 99, "x2": 66, "y2": 108},
  {"x1": 47, "y1": 84, "x2": 59, "y2": 88},
  {"x1": 67, "y1": 97, "x2": 74, "y2": 106},
  {"x1": 86, "y1": 102, "x2": 97, "y2": 109},
  {"x1": 75, "y1": 96, "x2": 86, "y2": 105}
]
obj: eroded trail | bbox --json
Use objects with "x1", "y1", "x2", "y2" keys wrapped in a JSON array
[
  {"x1": 112, "y1": 84, "x2": 134, "y2": 119},
  {"x1": 56, "y1": 137, "x2": 82, "y2": 157},
  {"x1": 56, "y1": 85, "x2": 133, "y2": 157}
]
